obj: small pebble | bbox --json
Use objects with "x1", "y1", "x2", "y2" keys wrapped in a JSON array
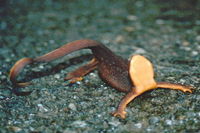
[
  {"x1": 102, "y1": 39, "x2": 110, "y2": 44},
  {"x1": 135, "y1": 48, "x2": 146, "y2": 54},
  {"x1": 127, "y1": 15, "x2": 137, "y2": 21},
  {"x1": 179, "y1": 79, "x2": 186, "y2": 84},
  {"x1": 49, "y1": 40, "x2": 55, "y2": 44},
  {"x1": 183, "y1": 47, "x2": 191, "y2": 51},
  {"x1": 198, "y1": 112, "x2": 200, "y2": 116},
  {"x1": 1, "y1": 21, "x2": 7, "y2": 30},
  {"x1": 165, "y1": 119, "x2": 173, "y2": 125},
  {"x1": 191, "y1": 51, "x2": 198, "y2": 56},
  {"x1": 124, "y1": 26, "x2": 135, "y2": 32},
  {"x1": 5, "y1": 58, "x2": 11, "y2": 62},
  {"x1": 196, "y1": 35, "x2": 200, "y2": 42},
  {"x1": 134, "y1": 123, "x2": 142, "y2": 128},
  {"x1": 135, "y1": 1, "x2": 143, "y2": 7},
  {"x1": 115, "y1": 35, "x2": 125, "y2": 43},
  {"x1": 97, "y1": 114, "x2": 102, "y2": 118},
  {"x1": 108, "y1": 121, "x2": 121, "y2": 127},
  {"x1": 182, "y1": 41, "x2": 190, "y2": 46},
  {"x1": 195, "y1": 20, "x2": 200, "y2": 25},
  {"x1": 68, "y1": 103, "x2": 77, "y2": 111},
  {"x1": 156, "y1": 19, "x2": 165, "y2": 25},
  {"x1": 149, "y1": 116, "x2": 159, "y2": 124},
  {"x1": 39, "y1": 65, "x2": 44, "y2": 69},
  {"x1": 72, "y1": 121, "x2": 87, "y2": 128},
  {"x1": 54, "y1": 74, "x2": 60, "y2": 79},
  {"x1": 63, "y1": 129, "x2": 76, "y2": 133},
  {"x1": 9, "y1": 126, "x2": 22, "y2": 132},
  {"x1": 37, "y1": 104, "x2": 48, "y2": 112},
  {"x1": 146, "y1": 127, "x2": 153, "y2": 132}
]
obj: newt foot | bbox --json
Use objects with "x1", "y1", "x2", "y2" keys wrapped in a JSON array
[
  {"x1": 182, "y1": 88, "x2": 192, "y2": 93},
  {"x1": 68, "y1": 77, "x2": 83, "y2": 84},
  {"x1": 111, "y1": 110, "x2": 127, "y2": 119}
]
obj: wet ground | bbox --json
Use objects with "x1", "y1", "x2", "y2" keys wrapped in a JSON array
[{"x1": 0, "y1": 0, "x2": 200, "y2": 132}]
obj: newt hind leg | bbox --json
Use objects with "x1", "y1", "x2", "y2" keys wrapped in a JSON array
[
  {"x1": 112, "y1": 55, "x2": 157, "y2": 118},
  {"x1": 112, "y1": 55, "x2": 193, "y2": 119},
  {"x1": 157, "y1": 82, "x2": 192, "y2": 93},
  {"x1": 64, "y1": 58, "x2": 98, "y2": 83}
]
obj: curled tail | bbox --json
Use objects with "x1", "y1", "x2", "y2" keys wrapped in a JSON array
[{"x1": 9, "y1": 39, "x2": 101, "y2": 90}]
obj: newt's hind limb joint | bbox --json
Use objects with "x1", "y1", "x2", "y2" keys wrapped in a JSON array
[{"x1": 64, "y1": 58, "x2": 98, "y2": 83}]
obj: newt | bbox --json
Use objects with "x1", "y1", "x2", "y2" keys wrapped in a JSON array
[{"x1": 9, "y1": 39, "x2": 193, "y2": 118}]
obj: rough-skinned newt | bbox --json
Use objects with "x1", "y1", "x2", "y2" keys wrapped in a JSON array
[{"x1": 9, "y1": 39, "x2": 193, "y2": 118}]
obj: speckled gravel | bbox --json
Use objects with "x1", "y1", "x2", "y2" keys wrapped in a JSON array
[{"x1": 0, "y1": 0, "x2": 200, "y2": 132}]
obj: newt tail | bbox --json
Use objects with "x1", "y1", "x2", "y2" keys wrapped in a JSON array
[
  {"x1": 9, "y1": 40, "x2": 102, "y2": 87},
  {"x1": 34, "y1": 40, "x2": 101, "y2": 62}
]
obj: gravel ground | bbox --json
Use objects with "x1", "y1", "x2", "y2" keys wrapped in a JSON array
[{"x1": 0, "y1": 0, "x2": 200, "y2": 132}]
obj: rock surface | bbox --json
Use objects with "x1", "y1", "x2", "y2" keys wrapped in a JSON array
[{"x1": 0, "y1": 0, "x2": 200, "y2": 132}]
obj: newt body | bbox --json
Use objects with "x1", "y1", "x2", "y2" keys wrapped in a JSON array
[
  {"x1": 9, "y1": 39, "x2": 193, "y2": 118},
  {"x1": 91, "y1": 45, "x2": 131, "y2": 92}
]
